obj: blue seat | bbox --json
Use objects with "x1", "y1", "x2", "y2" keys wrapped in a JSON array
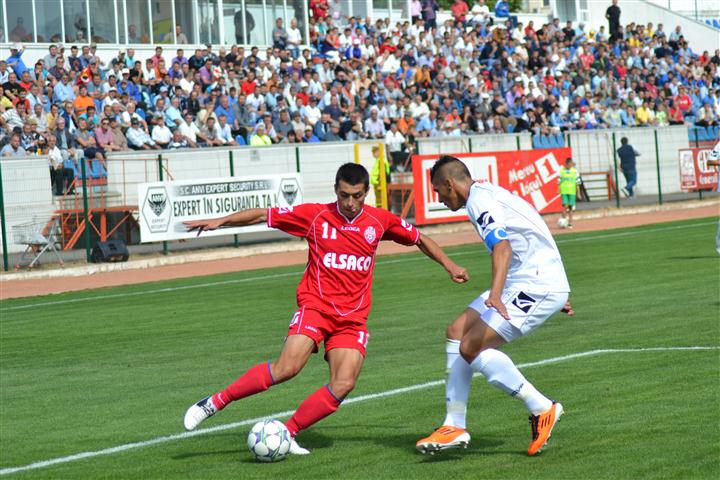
[
  {"x1": 706, "y1": 19, "x2": 713, "y2": 26},
  {"x1": 533, "y1": 135, "x2": 543, "y2": 148},
  {"x1": 713, "y1": 19, "x2": 720, "y2": 29},
  {"x1": 710, "y1": 126, "x2": 719, "y2": 140},
  {"x1": 539, "y1": 135, "x2": 553, "y2": 149},
  {"x1": 698, "y1": 127, "x2": 710, "y2": 142},
  {"x1": 87, "y1": 159, "x2": 107, "y2": 179},
  {"x1": 550, "y1": 133, "x2": 564, "y2": 147}
]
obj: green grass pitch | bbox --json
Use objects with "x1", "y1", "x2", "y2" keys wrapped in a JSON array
[{"x1": 1, "y1": 218, "x2": 718, "y2": 479}]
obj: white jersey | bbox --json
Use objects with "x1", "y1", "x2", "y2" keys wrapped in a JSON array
[{"x1": 465, "y1": 182, "x2": 570, "y2": 293}]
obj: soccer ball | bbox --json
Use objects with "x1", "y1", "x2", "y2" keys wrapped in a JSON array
[
  {"x1": 557, "y1": 217, "x2": 569, "y2": 229},
  {"x1": 247, "y1": 419, "x2": 291, "y2": 462}
]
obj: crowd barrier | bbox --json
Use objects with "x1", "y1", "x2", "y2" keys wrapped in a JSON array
[{"x1": 0, "y1": 125, "x2": 715, "y2": 270}]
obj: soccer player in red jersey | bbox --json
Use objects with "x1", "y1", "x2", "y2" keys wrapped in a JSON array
[{"x1": 183, "y1": 163, "x2": 468, "y2": 454}]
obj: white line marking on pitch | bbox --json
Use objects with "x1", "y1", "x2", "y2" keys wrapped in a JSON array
[
  {"x1": 0, "y1": 346, "x2": 717, "y2": 476},
  {"x1": 1, "y1": 221, "x2": 714, "y2": 312}
]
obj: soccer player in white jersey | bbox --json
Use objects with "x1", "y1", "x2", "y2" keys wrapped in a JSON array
[{"x1": 416, "y1": 156, "x2": 570, "y2": 456}]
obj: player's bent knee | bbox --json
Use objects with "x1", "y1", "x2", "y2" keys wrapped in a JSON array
[
  {"x1": 459, "y1": 341, "x2": 479, "y2": 364},
  {"x1": 328, "y1": 378, "x2": 355, "y2": 399},
  {"x1": 270, "y1": 361, "x2": 303, "y2": 383}
]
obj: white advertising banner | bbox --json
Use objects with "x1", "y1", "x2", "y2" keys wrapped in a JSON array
[{"x1": 138, "y1": 174, "x2": 303, "y2": 242}]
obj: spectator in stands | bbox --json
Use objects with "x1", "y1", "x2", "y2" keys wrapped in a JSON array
[
  {"x1": 47, "y1": 134, "x2": 74, "y2": 195},
  {"x1": 1, "y1": 133, "x2": 25, "y2": 156},
  {"x1": 95, "y1": 117, "x2": 123, "y2": 153},
  {"x1": 178, "y1": 113, "x2": 200, "y2": 147},
  {"x1": 273, "y1": 18, "x2": 289, "y2": 50},
  {"x1": 108, "y1": 117, "x2": 128, "y2": 151},
  {"x1": 606, "y1": 0, "x2": 621, "y2": 40},
  {"x1": 127, "y1": 118, "x2": 159, "y2": 150},
  {"x1": 75, "y1": 117, "x2": 106, "y2": 165},
  {"x1": 152, "y1": 115, "x2": 173, "y2": 148},
  {"x1": 200, "y1": 116, "x2": 224, "y2": 146},
  {"x1": 168, "y1": 129, "x2": 189, "y2": 149},
  {"x1": 302, "y1": 125, "x2": 320, "y2": 142},
  {"x1": 217, "y1": 114, "x2": 237, "y2": 145},
  {"x1": 249, "y1": 123, "x2": 272, "y2": 146}
]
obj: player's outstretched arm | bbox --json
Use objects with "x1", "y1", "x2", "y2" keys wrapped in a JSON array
[
  {"x1": 416, "y1": 233, "x2": 469, "y2": 283},
  {"x1": 184, "y1": 208, "x2": 268, "y2": 236},
  {"x1": 485, "y1": 240, "x2": 512, "y2": 320}
]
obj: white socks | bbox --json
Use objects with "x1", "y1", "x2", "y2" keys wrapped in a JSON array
[
  {"x1": 443, "y1": 339, "x2": 473, "y2": 429},
  {"x1": 469, "y1": 348, "x2": 552, "y2": 416}
]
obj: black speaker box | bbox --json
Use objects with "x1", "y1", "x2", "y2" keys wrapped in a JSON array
[{"x1": 91, "y1": 240, "x2": 129, "y2": 263}]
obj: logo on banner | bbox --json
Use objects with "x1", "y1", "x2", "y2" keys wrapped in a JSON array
[
  {"x1": 364, "y1": 226, "x2": 377, "y2": 244},
  {"x1": 278, "y1": 178, "x2": 301, "y2": 206},
  {"x1": 142, "y1": 186, "x2": 171, "y2": 233}
]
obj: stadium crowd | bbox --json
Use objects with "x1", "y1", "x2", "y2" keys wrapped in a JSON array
[{"x1": 0, "y1": 0, "x2": 719, "y2": 195}]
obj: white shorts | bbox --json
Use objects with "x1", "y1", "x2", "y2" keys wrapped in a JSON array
[{"x1": 468, "y1": 289, "x2": 569, "y2": 342}]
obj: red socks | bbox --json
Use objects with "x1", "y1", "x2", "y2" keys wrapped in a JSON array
[
  {"x1": 212, "y1": 362, "x2": 275, "y2": 410},
  {"x1": 285, "y1": 385, "x2": 342, "y2": 437}
]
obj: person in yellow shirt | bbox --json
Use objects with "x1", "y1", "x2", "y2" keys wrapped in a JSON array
[
  {"x1": 558, "y1": 157, "x2": 580, "y2": 228},
  {"x1": 369, "y1": 145, "x2": 389, "y2": 208},
  {"x1": 635, "y1": 101, "x2": 651, "y2": 126},
  {"x1": 249, "y1": 123, "x2": 272, "y2": 146}
]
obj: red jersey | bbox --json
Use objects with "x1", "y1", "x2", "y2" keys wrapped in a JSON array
[{"x1": 267, "y1": 202, "x2": 420, "y2": 321}]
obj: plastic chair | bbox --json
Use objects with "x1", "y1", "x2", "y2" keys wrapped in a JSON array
[
  {"x1": 713, "y1": 19, "x2": 720, "y2": 29},
  {"x1": 533, "y1": 135, "x2": 543, "y2": 148},
  {"x1": 554, "y1": 133, "x2": 565, "y2": 147}
]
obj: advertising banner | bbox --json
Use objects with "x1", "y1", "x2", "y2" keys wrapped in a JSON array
[
  {"x1": 138, "y1": 174, "x2": 303, "y2": 242},
  {"x1": 412, "y1": 148, "x2": 570, "y2": 225},
  {"x1": 678, "y1": 148, "x2": 719, "y2": 192}
]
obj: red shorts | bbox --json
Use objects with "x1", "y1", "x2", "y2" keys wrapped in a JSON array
[{"x1": 287, "y1": 306, "x2": 370, "y2": 357}]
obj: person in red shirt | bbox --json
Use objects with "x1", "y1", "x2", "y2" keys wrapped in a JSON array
[
  {"x1": 674, "y1": 86, "x2": 692, "y2": 116},
  {"x1": 183, "y1": 163, "x2": 468, "y2": 454},
  {"x1": 450, "y1": 0, "x2": 469, "y2": 26},
  {"x1": 310, "y1": 0, "x2": 329, "y2": 20}
]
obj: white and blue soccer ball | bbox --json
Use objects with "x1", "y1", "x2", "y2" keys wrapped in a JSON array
[{"x1": 247, "y1": 419, "x2": 291, "y2": 462}]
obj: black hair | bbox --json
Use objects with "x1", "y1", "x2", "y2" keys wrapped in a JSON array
[
  {"x1": 335, "y1": 163, "x2": 369, "y2": 189},
  {"x1": 430, "y1": 155, "x2": 471, "y2": 183},
  {"x1": 621, "y1": 137, "x2": 628, "y2": 145}
]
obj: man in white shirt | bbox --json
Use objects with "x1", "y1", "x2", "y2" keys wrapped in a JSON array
[
  {"x1": 384, "y1": 122, "x2": 405, "y2": 166},
  {"x1": 287, "y1": 18, "x2": 302, "y2": 59},
  {"x1": 416, "y1": 156, "x2": 570, "y2": 457},
  {"x1": 217, "y1": 114, "x2": 237, "y2": 145},
  {"x1": 364, "y1": 108, "x2": 386, "y2": 139},
  {"x1": 151, "y1": 116, "x2": 172, "y2": 148},
  {"x1": 178, "y1": 113, "x2": 200, "y2": 147},
  {"x1": 301, "y1": 96, "x2": 322, "y2": 126}
]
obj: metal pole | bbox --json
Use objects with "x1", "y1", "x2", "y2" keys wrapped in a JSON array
[
  {"x1": 295, "y1": 146, "x2": 301, "y2": 172},
  {"x1": 230, "y1": 150, "x2": 239, "y2": 248},
  {"x1": 654, "y1": 129, "x2": 663, "y2": 205},
  {"x1": 0, "y1": 161, "x2": 9, "y2": 271},
  {"x1": 157, "y1": 154, "x2": 168, "y2": 256},
  {"x1": 468, "y1": 137, "x2": 473, "y2": 153},
  {"x1": 612, "y1": 132, "x2": 620, "y2": 208},
  {"x1": 80, "y1": 158, "x2": 92, "y2": 262},
  {"x1": 516, "y1": 135, "x2": 521, "y2": 150}
]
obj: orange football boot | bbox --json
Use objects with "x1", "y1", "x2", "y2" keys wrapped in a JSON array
[
  {"x1": 527, "y1": 402, "x2": 564, "y2": 456},
  {"x1": 416, "y1": 425, "x2": 470, "y2": 455}
]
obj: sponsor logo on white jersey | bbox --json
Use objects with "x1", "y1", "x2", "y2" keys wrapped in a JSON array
[
  {"x1": 322, "y1": 252, "x2": 373, "y2": 271},
  {"x1": 364, "y1": 226, "x2": 377, "y2": 244}
]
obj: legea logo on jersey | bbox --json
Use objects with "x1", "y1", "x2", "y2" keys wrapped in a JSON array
[
  {"x1": 364, "y1": 226, "x2": 377, "y2": 244},
  {"x1": 322, "y1": 253, "x2": 372, "y2": 271}
]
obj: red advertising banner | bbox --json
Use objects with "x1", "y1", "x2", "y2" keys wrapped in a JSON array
[
  {"x1": 678, "y1": 148, "x2": 719, "y2": 192},
  {"x1": 412, "y1": 148, "x2": 571, "y2": 225}
]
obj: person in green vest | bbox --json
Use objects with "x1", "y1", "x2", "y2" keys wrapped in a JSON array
[
  {"x1": 558, "y1": 157, "x2": 580, "y2": 228},
  {"x1": 249, "y1": 123, "x2": 272, "y2": 146},
  {"x1": 370, "y1": 145, "x2": 390, "y2": 208}
]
